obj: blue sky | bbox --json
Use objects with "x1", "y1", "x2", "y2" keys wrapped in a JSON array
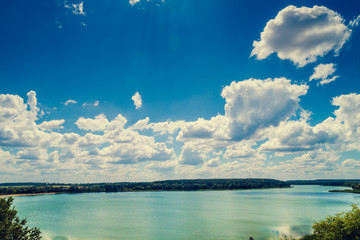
[{"x1": 0, "y1": 0, "x2": 359, "y2": 182}]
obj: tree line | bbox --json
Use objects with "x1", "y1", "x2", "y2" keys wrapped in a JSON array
[{"x1": 0, "y1": 178, "x2": 290, "y2": 195}]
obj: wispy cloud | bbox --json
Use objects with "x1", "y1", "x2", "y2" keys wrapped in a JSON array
[
  {"x1": 64, "y1": 1, "x2": 86, "y2": 16},
  {"x1": 349, "y1": 14, "x2": 360, "y2": 28},
  {"x1": 64, "y1": 99, "x2": 77, "y2": 106},
  {"x1": 309, "y1": 63, "x2": 339, "y2": 85},
  {"x1": 82, "y1": 101, "x2": 100, "y2": 107}
]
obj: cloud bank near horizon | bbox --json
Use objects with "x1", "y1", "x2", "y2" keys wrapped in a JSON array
[{"x1": 1, "y1": 76, "x2": 360, "y2": 182}]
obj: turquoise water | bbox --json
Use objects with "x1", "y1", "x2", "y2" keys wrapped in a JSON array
[{"x1": 12, "y1": 185, "x2": 360, "y2": 240}]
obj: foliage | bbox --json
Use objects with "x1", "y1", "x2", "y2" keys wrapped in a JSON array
[
  {"x1": 0, "y1": 179, "x2": 290, "y2": 195},
  {"x1": 312, "y1": 204, "x2": 360, "y2": 240},
  {"x1": 281, "y1": 205, "x2": 360, "y2": 240},
  {"x1": 0, "y1": 197, "x2": 41, "y2": 240},
  {"x1": 287, "y1": 179, "x2": 360, "y2": 186},
  {"x1": 351, "y1": 183, "x2": 360, "y2": 190}
]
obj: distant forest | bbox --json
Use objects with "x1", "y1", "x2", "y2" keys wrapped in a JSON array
[
  {"x1": 0, "y1": 178, "x2": 290, "y2": 195},
  {"x1": 287, "y1": 179, "x2": 360, "y2": 186}
]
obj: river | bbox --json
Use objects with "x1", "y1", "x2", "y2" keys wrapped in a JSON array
[{"x1": 13, "y1": 185, "x2": 360, "y2": 240}]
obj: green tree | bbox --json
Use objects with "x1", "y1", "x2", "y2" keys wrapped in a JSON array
[
  {"x1": 0, "y1": 197, "x2": 41, "y2": 240},
  {"x1": 312, "y1": 204, "x2": 360, "y2": 240}
]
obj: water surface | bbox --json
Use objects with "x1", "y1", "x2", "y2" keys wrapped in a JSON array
[{"x1": 13, "y1": 185, "x2": 360, "y2": 240}]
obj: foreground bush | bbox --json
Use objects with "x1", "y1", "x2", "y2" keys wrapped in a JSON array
[
  {"x1": 0, "y1": 197, "x2": 41, "y2": 240},
  {"x1": 282, "y1": 204, "x2": 360, "y2": 240},
  {"x1": 312, "y1": 204, "x2": 360, "y2": 240}
]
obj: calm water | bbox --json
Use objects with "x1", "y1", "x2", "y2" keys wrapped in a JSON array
[{"x1": 12, "y1": 185, "x2": 360, "y2": 240}]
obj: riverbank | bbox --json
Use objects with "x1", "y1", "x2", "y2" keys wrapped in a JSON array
[
  {"x1": 0, "y1": 192, "x2": 57, "y2": 198},
  {"x1": 0, "y1": 178, "x2": 291, "y2": 196},
  {"x1": 329, "y1": 189, "x2": 360, "y2": 194}
]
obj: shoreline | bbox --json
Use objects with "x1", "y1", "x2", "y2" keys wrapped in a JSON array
[{"x1": 0, "y1": 192, "x2": 57, "y2": 198}]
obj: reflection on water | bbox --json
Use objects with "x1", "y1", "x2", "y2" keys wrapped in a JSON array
[{"x1": 14, "y1": 185, "x2": 359, "y2": 240}]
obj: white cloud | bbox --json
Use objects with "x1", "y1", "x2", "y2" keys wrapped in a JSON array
[
  {"x1": 331, "y1": 93, "x2": 360, "y2": 135},
  {"x1": 132, "y1": 92, "x2": 142, "y2": 109},
  {"x1": 105, "y1": 114, "x2": 128, "y2": 133},
  {"x1": 349, "y1": 14, "x2": 360, "y2": 28},
  {"x1": 82, "y1": 101, "x2": 100, "y2": 107},
  {"x1": 3, "y1": 82, "x2": 360, "y2": 181},
  {"x1": 309, "y1": 63, "x2": 339, "y2": 85},
  {"x1": 251, "y1": 5, "x2": 352, "y2": 67},
  {"x1": 205, "y1": 157, "x2": 220, "y2": 168},
  {"x1": 27, "y1": 90, "x2": 38, "y2": 112},
  {"x1": 0, "y1": 91, "x2": 63, "y2": 148},
  {"x1": 17, "y1": 149, "x2": 48, "y2": 161},
  {"x1": 149, "y1": 120, "x2": 186, "y2": 135},
  {"x1": 342, "y1": 159, "x2": 360, "y2": 168},
  {"x1": 72, "y1": 1, "x2": 85, "y2": 15},
  {"x1": 224, "y1": 141, "x2": 265, "y2": 161},
  {"x1": 177, "y1": 116, "x2": 229, "y2": 140},
  {"x1": 94, "y1": 130, "x2": 174, "y2": 164},
  {"x1": 75, "y1": 114, "x2": 110, "y2": 132},
  {"x1": 64, "y1": 1, "x2": 86, "y2": 16},
  {"x1": 221, "y1": 78, "x2": 308, "y2": 140},
  {"x1": 285, "y1": 150, "x2": 338, "y2": 171},
  {"x1": 131, "y1": 117, "x2": 150, "y2": 130},
  {"x1": 129, "y1": 0, "x2": 141, "y2": 6},
  {"x1": 260, "y1": 119, "x2": 337, "y2": 153},
  {"x1": 147, "y1": 160, "x2": 177, "y2": 173},
  {"x1": 39, "y1": 120, "x2": 65, "y2": 131},
  {"x1": 64, "y1": 99, "x2": 77, "y2": 106},
  {"x1": 179, "y1": 146, "x2": 206, "y2": 165}
]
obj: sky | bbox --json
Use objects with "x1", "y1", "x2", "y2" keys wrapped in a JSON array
[{"x1": 0, "y1": 0, "x2": 360, "y2": 183}]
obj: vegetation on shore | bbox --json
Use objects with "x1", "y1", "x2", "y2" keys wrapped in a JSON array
[
  {"x1": 287, "y1": 179, "x2": 360, "y2": 194},
  {"x1": 0, "y1": 197, "x2": 41, "y2": 239},
  {"x1": 329, "y1": 182, "x2": 360, "y2": 194},
  {"x1": 287, "y1": 179, "x2": 360, "y2": 187},
  {"x1": 281, "y1": 204, "x2": 360, "y2": 240},
  {"x1": 0, "y1": 178, "x2": 290, "y2": 196}
]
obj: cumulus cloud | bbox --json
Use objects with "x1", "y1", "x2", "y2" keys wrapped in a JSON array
[
  {"x1": 17, "y1": 149, "x2": 47, "y2": 161},
  {"x1": 132, "y1": 92, "x2": 142, "y2": 109},
  {"x1": 221, "y1": 78, "x2": 308, "y2": 140},
  {"x1": 260, "y1": 119, "x2": 337, "y2": 153},
  {"x1": 131, "y1": 117, "x2": 150, "y2": 130},
  {"x1": 147, "y1": 160, "x2": 177, "y2": 173},
  {"x1": 27, "y1": 91, "x2": 38, "y2": 112},
  {"x1": 105, "y1": 114, "x2": 128, "y2": 133},
  {"x1": 0, "y1": 92, "x2": 63, "y2": 148},
  {"x1": 64, "y1": 99, "x2": 77, "y2": 106},
  {"x1": 39, "y1": 120, "x2": 65, "y2": 130},
  {"x1": 342, "y1": 159, "x2": 360, "y2": 168},
  {"x1": 177, "y1": 116, "x2": 229, "y2": 140},
  {"x1": 95, "y1": 130, "x2": 174, "y2": 164},
  {"x1": 283, "y1": 149, "x2": 338, "y2": 172},
  {"x1": 179, "y1": 147, "x2": 206, "y2": 165},
  {"x1": 75, "y1": 114, "x2": 109, "y2": 132},
  {"x1": 3, "y1": 80, "x2": 360, "y2": 181},
  {"x1": 224, "y1": 141, "x2": 265, "y2": 161},
  {"x1": 309, "y1": 63, "x2": 339, "y2": 85},
  {"x1": 205, "y1": 157, "x2": 220, "y2": 168},
  {"x1": 331, "y1": 93, "x2": 360, "y2": 135},
  {"x1": 251, "y1": 5, "x2": 352, "y2": 67}
]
